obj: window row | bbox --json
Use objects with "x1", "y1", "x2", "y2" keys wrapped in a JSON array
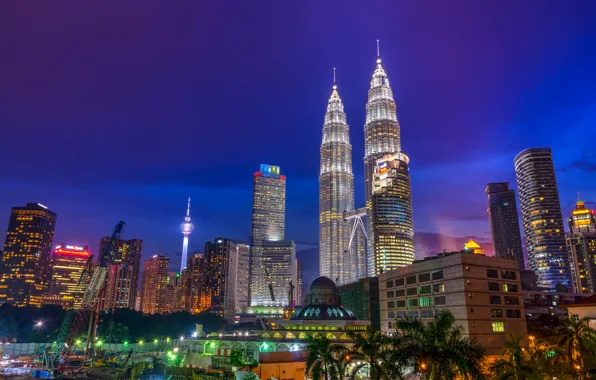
[
  {"x1": 489, "y1": 295, "x2": 520, "y2": 305},
  {"x1": 486, "y1": 269, "x2": 517, "y2": 280},
  {"x1": 386, "y1": 270, "x2": 444, "y2": 288},
  {"x1": 387, "y1": 283, "x2": 445, "y2": 298},
  {"x1": 491, "y1": 308, "x2": 522, "y2": 318},
  {"x1": 387, "y1": 296, "x2": 446, "y2": 309},
  {"x1": 488, "y1": 282, "x2": 519, "y2": 292}
]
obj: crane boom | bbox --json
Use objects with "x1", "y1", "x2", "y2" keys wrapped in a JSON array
[{"x1": 49, "y1": 221, "x2": 125, "y2": 367}]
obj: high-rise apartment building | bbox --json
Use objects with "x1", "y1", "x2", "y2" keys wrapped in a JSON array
[
  {"x1": 514, "y1": 148, "x2": 570, "y2": 289},
  {"x1": 250, "y1": 164, "x2": 297, "y2": 307},
  {"x1": 175, "y1": 268, "x2": 189, "y2": 311},
  {"x1": 566, "y1": 197, "x2": 596, "y2": 294},
  {"x1": 236, "y1": 243, "x2": 250, "y2": 311},
  {"x1": 98, "y1": 237, "x2": 142, "y2": 310},
  {"x1": 379, "y1": 251, "x2": 527, "y2": 355},
  {"x1": 486, "y1": 182, "x2": 525, "y2": 270},
  {"x1": 185, "y1": 253, "x2": 206, "y2": 313},
  {"x1": 0, "y1": 203, "x2": 57, "y2": 307},
  {"x1": 203, "y1": 238, "x2": 237, "y2": 320},
  {"x1": 319, "y1": 78, "x2": 358, "y2": 285},
  {"x1": 370, "y1": 152, "x2": 414, "y2": 275},
  {"x1": 140, "y1": 254, "x2": 171, "y2": 315},
  {"x1": 43, "y1": 244, "x2": 91, "y2": 309},
  {"x1": 363, "y1": 50, "x2": 405, "y2": 276}
]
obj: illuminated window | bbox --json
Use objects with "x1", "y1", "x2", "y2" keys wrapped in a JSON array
[{"x1": 492, "y1": 322, "x2": 505, "y2": 332}]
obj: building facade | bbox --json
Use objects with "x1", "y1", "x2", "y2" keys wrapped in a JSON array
[
  {"x1": 141, "y1": 254, "x2": 171, "y2": 315},
  {"x1": 379, "y1": 252, "x2": 527, "y2": 355},
  {"x1": 236, "y1": 243, "x2": 250, "y2": 311},
  {"x1": 566, "y1": 198, "x2": 596, "y2": 294},
  {"x1": 296, "y1": 258, "x2": 303, "y2": 306},
  {"x1": 43, "y1": 244, "x2": 91, "y2": 309},
  {"x1": 485, "y1": 182, "x2": 525, "y2": 269},
  {"x1": 251, "y1": 164, "x2": 286, "y2": 244},
  {"x1": 338, "y1": 277, "x2": 380, "y2": 331},
  {"x1": 250, "y1": 240, "x2": 297, "y2": 308},
  {"x1": 514, "y1": 148, "x2": 570, "y2": 289},
  {"x1": 0, "y1": 203, "x2": 57, "y2": 307},
  {"x1": 370, "y1": 152, "x2": 414, "y2": 275},
  {"x1": 203, "y1": 238, "x2": 238, "y2": 321},
  {"x1": 319, "y1": 80, "x2": 359, "y2": 285},
  {"x1": 98, "y1": 237, "x2": 142, "y2": 309},
  {"x1": 185, "y1": 253, "x2": 207, "y2": 313}
]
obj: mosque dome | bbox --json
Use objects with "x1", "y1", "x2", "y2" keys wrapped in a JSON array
[{"x1": 290, "y1": 276, "x2": 357, "y2": 321}]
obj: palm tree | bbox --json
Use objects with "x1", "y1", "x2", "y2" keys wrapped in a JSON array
[
  {"x1": 394, "y1": 310, "x2": 485, "y2": 379},
  {"x1": 490, "y1": 335, "x2": 534, "y2": 380},
  {"x1": 305, "y1": 335, "x2": 347, "y2": 380},
  {"x1": 346, "y1": 330, "x2": 403, "y2": 380},
  {"x1": 558, "y1": 317, "x2": 596, "y2": 368}
]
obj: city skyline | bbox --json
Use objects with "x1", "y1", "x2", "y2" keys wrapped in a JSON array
[{"x1": 1, "y1": 2, "x2": 596, "y2": 286}]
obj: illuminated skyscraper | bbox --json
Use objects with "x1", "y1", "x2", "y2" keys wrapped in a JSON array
[
  {"x1": 185, "y1": 253, "x2": 207, "y2": 313},
  {"x1": 180, "y1": 195, "x2": 195, "y2": 273},
  {"x1": 252, "y1": 164, "x2": 286, "y2": 243},
  {"x1": 370, "y1": 153, "x2": 414, "y2": 275},
  {"x1": 141, "y1": 254, "x2": 171, "y2": 315},
  {"x1": 99, "y1": 237, "x2": 142, "y2": 310},
  {"x1": 486, "y1": 182, "x2": 525, "y2": 269},
  {"x1": 0, "y1": 203, "x2": 56, "y2": 307},
  {"x1": 319, "y1": 75, "x2": 358, "y2": 285},
  {"x1": 250, "y1": 164, "x2": 297, "y2": 307},
  {"x1": 566, "y1": 197, "x2": 596, "y2": 293},
  {"x1": 236, "y1": 243, "x2": 250, "y2": 311},
  {"x1": 363, "y1": 45, "x2": 403, "y2": 275},
  {"x1": 43, "y1": 244, "x2": 91, "y2": 309},
  {"x1": 203, "y1": 238, "x2": 239, "y2": 322},
  {"x1": 514, "y1": 148, "x2": 570, "y2": 289}
]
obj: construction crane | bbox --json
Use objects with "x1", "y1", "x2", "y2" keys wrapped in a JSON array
[
  {"x1": 264, "y1": 267, "x2": 275, "y2": 302},
  {"x1": 47, "y1": 221, "x2": 125, "y2": 369}
]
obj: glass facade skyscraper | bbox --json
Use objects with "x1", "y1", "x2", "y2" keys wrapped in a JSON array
[
  {"x1": 370, "y1": 153, "x2": 414, "y2": 274},
  {"x1": 319, "y1": 81, "x2": 359, "y2": 285},
  {"x1": 249, "y1": 165, "x2": 296, "y2": 307},
  {"x1": 364, "y1": 53, "x2": 410, "y2": 275},
  {"x1": 43, "y1": 244, "x2": 90, "y2": 309},
  {"x1": 514, "y1": 147, "x2": 570, "y2": 289},
  {"x1": 485, "y1": 182, "x2": 525, "y2": 270},
  {"x1": 0, "y1": 203, "x2": 56, "y2": 307}
]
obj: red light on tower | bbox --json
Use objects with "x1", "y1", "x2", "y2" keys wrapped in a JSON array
[{"x1": 54, "y1": 244, "x2": 91, "y2": 258}]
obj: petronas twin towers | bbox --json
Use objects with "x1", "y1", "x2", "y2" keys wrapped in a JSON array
[{"x1": 319, "y1": 47, "x2": 414, "y2": 285}]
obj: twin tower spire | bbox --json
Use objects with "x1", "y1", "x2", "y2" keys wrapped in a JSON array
[{"x1": 319, "y1": 41, "x2": 406, "y2": 285}]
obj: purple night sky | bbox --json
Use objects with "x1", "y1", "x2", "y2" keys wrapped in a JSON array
[{"x1": 1, "y1": 1, "x2": 596, "y2": 285}]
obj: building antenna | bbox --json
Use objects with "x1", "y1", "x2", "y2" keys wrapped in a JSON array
[
  {"x1": 578, "y1": 192, "x2": 581, "y2": 202},
  {"x1": 377, "y1": 39, "x2": 380, "y2": 57},
  {"x1": 333, "y1": 67, "x2": 336, "y2": 84}
]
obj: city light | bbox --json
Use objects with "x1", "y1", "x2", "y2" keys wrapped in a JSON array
[
  {"x1": 173, "y1": 347, "x2": 179, "y2": 353},
  {"x1": 154, "y1": 339, "x2": 158, "y2": 344},
  {"x1": 180, "y1": 336, "x2": 184, "y2": 341},
  {"x1": 139, "y1": 340, "x2": 144, "y2": 345},
  {"x1": 35, "y1": 320, "x2": 44, "y2": 327}
]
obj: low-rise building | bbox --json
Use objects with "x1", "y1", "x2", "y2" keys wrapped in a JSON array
[
  {"x1": 524, "y1": 290, "x2": 587, "y2": 319},
  {"x1": 379, "y1": 251, "x2": 527, "y2": 355},
  {"x1": 560, "y1": 294, "x2": 596, "y2": 329}
]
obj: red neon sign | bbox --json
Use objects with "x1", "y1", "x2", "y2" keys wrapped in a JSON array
[{"x1": 54, "y1": 248, "x2": 91, "y2": 258}]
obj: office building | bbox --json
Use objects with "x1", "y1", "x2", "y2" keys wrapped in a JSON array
[
  {"x1": 140, "y1": 254, "x2": 171, "y2": 315},
  {"x1": 486, "y1": 182, "x2": 525, "y2": 269},
  {"x1": 179, "y1": 195, "x2": 195, "y2": 274},
  {"x1": 363, "y1": 49, "x2": 402, "y2": 276},
  {"x1": 296, "y1": 258, "x2": 303, "y2": 305},
  {"x1": 98, "y1": 237, "x2": 142, "y2": 310},
  {"x1": 370, "y1": 152, "x2": 414, "y2": 275},
  {"x1": 249, "y1": 164, "x2": 297, "y2": 307},
  {"x1": 379, "y1": 251, "x2": 527, "y2": 355},
  {"x1": 0, "y1": 203, "x2": 57, "y2": 307},
  {"x1": 514, "y1": 148, "x2": 570, "y2": 289},
  {"x1": 43, "y1": 244, "x2": 91, "y2": 309},
  {"x1": 524, "y1": 289, "x2": 587, "y2": 319},
  {"x1": 251, "y1": 164, "x2": 286, "y2": 244},
  {"x1": 175, "y1": 267, "x2": 189, "y2": 311},
  {"x1": 319, "y1": 77, "x2": 359, "y2": 285},
  {"x1": 250, "y1": 240, "x2": 297, "y2": 308},
  {"x1": 338, "y1": 277, "x2": 380, "y2": 331},
  {"x1": 566, "y1": 197, "x2": 596, "y2": 293}
]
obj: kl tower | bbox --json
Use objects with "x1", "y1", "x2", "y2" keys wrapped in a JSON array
[{"x1": 179, "y1": 195, "x2": 195, "y2": 273}]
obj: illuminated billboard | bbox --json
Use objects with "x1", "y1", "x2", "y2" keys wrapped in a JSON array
[{"x1": 378, "y1": 161, "x2": 388, "y2": 173}]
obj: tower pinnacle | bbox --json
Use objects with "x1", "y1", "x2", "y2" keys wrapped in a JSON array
[{"x1": 179, "y1": 195, "x2": 195, "y2": 273}]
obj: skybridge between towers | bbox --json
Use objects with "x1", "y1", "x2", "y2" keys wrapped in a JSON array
[{"x1": 344, "y1": 207, "x2": 367, "y2": 252}]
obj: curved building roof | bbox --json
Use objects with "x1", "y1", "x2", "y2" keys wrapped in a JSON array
[{"x1": 290, "y1": 276, "x2": 357, "y2": 321}]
